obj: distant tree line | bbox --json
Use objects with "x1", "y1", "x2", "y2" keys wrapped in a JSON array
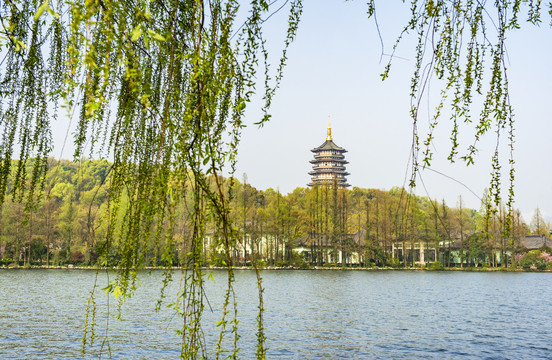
[{"x1": 1, "y1": 158, "x2": 549, "y2": 268}]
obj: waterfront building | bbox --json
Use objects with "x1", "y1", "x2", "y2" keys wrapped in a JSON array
[
  {"x1": 520, "y1": 234, "x2": 552, "y2": 249},
  {"x1": 308, "y1": 122, "x2": 350, "y2": 188}
]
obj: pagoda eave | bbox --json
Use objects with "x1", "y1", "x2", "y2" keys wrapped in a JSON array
[{"x1": 308, "y1": 124, "x2": 351, "y2": 188}]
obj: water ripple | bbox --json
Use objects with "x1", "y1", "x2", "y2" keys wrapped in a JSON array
[{"x1": 1, "y1": 270, "x2": 552, "y2": 359}]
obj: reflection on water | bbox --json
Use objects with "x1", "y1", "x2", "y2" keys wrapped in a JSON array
[{"x1": 1, "y1": 269, "x2": 551, "y2": 359}]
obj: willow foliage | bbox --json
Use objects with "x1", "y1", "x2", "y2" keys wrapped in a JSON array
[
  {"x1": 368, "y1": 0, "x2": 552, "y2": 237},
  {"x1": 1, "y1": 0, "x2": 301, "y2": 357},
  {"x1": 0, "y1": 0, "x2": 550, "y2": 357}
]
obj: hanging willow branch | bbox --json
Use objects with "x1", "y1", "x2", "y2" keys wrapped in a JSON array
[
  {"x1": 368, "y1": 0, "x2": 552, "y2": 238},
  {"x1": 2, "y1": 0, "x2": 550, "y2": 356},
  {"x1": 0, "y1": 0, "x2": 302, "y2": 357}
]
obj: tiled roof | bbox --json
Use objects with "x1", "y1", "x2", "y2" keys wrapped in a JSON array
[
  {"x1": 520, "y1": 235, "x2": 552, "y2": 249},
  {"x1": 311, "y1": 140, "x2": 346, "y2": 152}
]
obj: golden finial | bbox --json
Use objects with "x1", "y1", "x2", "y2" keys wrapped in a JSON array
[{"x1": 326, "y1": 116, "x2": 332, "y2": 141}]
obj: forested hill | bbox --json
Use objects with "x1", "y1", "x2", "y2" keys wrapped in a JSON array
[{"x1": 0, "y1": 158, "x2": 531, "y2": 267}]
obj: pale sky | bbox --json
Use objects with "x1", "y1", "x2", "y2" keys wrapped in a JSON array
[{"x1": 234, "y1": 1, "x2": 552, "y2": 223}]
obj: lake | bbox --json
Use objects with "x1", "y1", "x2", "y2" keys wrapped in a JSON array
[{"x1": 1, "y1": 269, "x2": 551, "y2": 359}]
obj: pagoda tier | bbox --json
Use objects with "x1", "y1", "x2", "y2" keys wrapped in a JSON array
[
  {"x1": 309, "y1": 166, "x2": 350, "y2": 175},
  {"x1": 309, "y1": 170, "x2": 350, "y2": 176},
  {"x1": 308, "y1": 122, "x2": 350, "y2": 188},
  {"x1": 310, "y1": 157, "x2": 349, "y2": 164}
]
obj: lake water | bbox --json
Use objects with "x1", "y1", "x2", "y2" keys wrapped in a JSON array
[{"x1": 1, "y1": 269, "x2": 551, "y2": 359}]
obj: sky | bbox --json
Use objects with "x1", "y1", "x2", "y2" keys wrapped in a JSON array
[{"x1": 232, "y1": 1, "x2": 552, "y2": 223}]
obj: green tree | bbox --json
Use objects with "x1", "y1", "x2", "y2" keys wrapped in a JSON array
[
  {"x1": 519, "y1": 250, "x2": 547, "y2": 270},
  {"x1": 465, "y1": 232, "x2": 486, "y2": 267},
  {"x1": 530, "y1": 207, "x2": 550, "y2": 236},
  {"x1": 455, "y1": 196, "x2": 469, "y2": 267},
  {"x1": 1, "y1": 201, "x2": 25, "y2": 265}
]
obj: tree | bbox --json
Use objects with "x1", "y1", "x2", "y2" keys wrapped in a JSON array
[
  {"x1": 465, "y1": 232, "x2": 486, "y2": 267},
  {"x1": 1, "y1": 200, "x2": 25, "y2": 265},
  {"x1": 456, "y1": 196, "x2": 467, "y2": 267},
  {"x1": 2, "y1": 0, "x2": 304, "y2": 356},
  {"x1": 1, "y1": 0, "x2": 550, "y2": 357},
  {"x1": 530, "y1": 207, "x2": 550, "y2": 236}
]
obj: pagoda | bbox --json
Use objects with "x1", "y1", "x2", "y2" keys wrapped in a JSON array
[{"x1": 308, "y1": 122, "x2": 350, "y2": 188}]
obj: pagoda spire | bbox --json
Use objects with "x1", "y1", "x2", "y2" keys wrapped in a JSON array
[{"x1": 326, "y1": 116, "x2": 332, "y2": 141}]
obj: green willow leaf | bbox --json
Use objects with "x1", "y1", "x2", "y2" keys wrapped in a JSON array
[
  {"x1": 131, "y1": 25, "x2": 143, "y2": 42},
  {"x1": 34, "y1": 1, "x2": 49, "y2": 22}
]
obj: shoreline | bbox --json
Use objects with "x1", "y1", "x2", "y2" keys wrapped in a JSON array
[{"x1": 0, "y1": 264, "x2": 549, "y2": 272}]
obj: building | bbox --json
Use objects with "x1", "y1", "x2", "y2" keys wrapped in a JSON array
[
  {"x1": 294, "y1": 230, "x2": 366, "y2": 265},
  {"x1": 294, "y1": 230, "x2": 438, "y2": 266},
  {"x1": 308, "y1": 122, "x2": 350, "y2": 188},
  {"x1": 520, "y1": 234, "x2": 552, "y2": 250}
]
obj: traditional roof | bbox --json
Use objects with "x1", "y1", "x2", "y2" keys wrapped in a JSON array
[
  {"x1": 520, "y1": 235, "x2": 552, "y2": 250},
  {"x1": 311, "y1": 140, "x2": 347, "y2": 153},
  {"x1": 308, "y1": 170, "x2": 350, "y2": 176},
  {"x1": 308, "y1": 181, "x2": 351, "y2": 188},
  {"x1": 311, "y1": 153, "x2": 348, "y2": 160}
]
